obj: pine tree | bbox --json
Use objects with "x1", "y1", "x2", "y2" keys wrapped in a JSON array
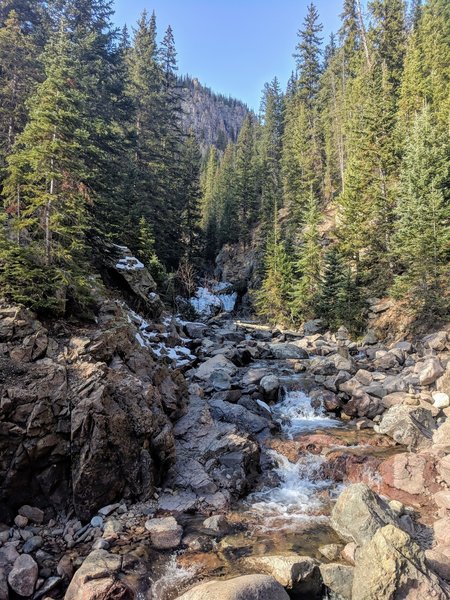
[
  {"x1": 179, "y1": 131, "x2": 203, "y2": 265},
  {"x1": 235, "y1": 115, "x2": 257, "y2": 244},
  {"x1": 254, "y1": 222, "x2": 294, "y2": 325},
  {"x1": 369, "y1": 0, "x2": 407, "y2": 91},
  {"x1": 294, "y1": 3, "x2": 323, "y2": 108},
  {"x1": 290, "y1": 190, "x2": 322, "y2": 320},
  {"x1": 259, "y1": 79, "x2": 284, "y2": 228},
  {"x1": 137, "y1": 216, "x2": 166, "y2": 286},
  {"x1": 0, "y1": 10, "x2": 41, "y2": 174},
  {"x1": 1, "y1": 22, "x2": 90, "y2": 314},
  {"x1": 200, "y1": 146, "x2": 219, "y2": 262},
  {"x1": 391, "y1": 106, "x2": 449, "y2": 317},
  {"x1": 216, "y1": 142, "x2": 239, "y2": 246}
]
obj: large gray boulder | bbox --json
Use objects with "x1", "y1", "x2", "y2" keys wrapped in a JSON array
[
  {"x1": 375, "y1": 404, "x2": 436, "y2": 449},
  {"x1": 352, "y1": 525, "x2": 448, "y2": 600},
  {"x1": 196, "y1": 354, "x2": 237, "y2": 381},
  {"x1": 209, "y1": 398, "x2": 273, "y2": 434},
  {"x1": 7, "y1": 554, "x2": 38, "y2": 597},
  {"x1": 241, "y1": 555, "x2": 322, "y2": 598},
  {"x1": 331, "y1": 484, "x2": 399, "y2": 546},
  {"x1": 269, "y1": 343, "x2": 309, "y2": 360},
  {"x1": 175, "y1": 574, "x2": 290, "y2": 600}
]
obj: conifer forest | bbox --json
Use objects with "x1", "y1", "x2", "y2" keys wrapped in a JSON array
[
  {"x1": 0, "y1": 2, "x2": 450, "y2": 599},
  {"x1": 0, "y1": 0, "x2": 448, "y2": 330}
]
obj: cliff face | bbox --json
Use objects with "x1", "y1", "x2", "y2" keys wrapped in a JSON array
[{"x1": 179, "y1": 77, "x2": 251, "y2": 154}]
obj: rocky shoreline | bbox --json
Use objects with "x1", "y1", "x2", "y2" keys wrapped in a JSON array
[{"x1": 1, "y1": 284, "x2": 450, "y2": 598}]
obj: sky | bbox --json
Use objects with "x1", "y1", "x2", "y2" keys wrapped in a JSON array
[{"x1": 112, "y1": 0, "x2": 342, "y2": 111}]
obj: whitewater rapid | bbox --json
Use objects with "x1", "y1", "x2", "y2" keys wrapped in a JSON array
[{"x1": 246, "y1": 389, "x2": 341, "y2": 529}]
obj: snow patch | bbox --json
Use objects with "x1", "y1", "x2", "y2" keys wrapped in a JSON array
[
  {"x1": 190, "y1": 283, "x2": 237, "y2": 317},
  {"x1": 129, "y1": 309, "x2": 196, "y2": 368},
  {"x1": 115, "y1": 256, "x2": 145, "y2": 271}
]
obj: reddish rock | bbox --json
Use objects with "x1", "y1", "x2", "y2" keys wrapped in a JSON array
[
  {"x1": 378, "y1": 452, "x2": 439, "y2": 508},
  {"x1": 322, "y1": 453, "x2": 383, "y2": 486}
]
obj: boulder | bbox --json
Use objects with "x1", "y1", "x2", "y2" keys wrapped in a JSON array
[
  {"x1": 434, "y1": 517, "x2": 450, "y2": 546},
  {"x1": 175, "y1": 574, "x2": 290, "y2": 600},
  {"x1": 378, "y1": 453, "x2": 427, "y2": 497},
  {"x1": 303, "y1": 319, "x2": 324, "y2": 335},
  {"x1": 196, "y1": 354, "x2": 237, "y2": 381},
  {"x1": 7, "y1": 554, "x2": 38, "y2": 597},
  {"x1": 425, "y1": 548, "x2": 450, "y2": 580},
  {"x1": 269, "y1": 343, "x2": 309, "y2": 360},
  {"x1": 352, "y1": 525, "x2": 448, "y2": 600},
  {"x1": 241, "y1": 555, "x2": 321, "y2": 598},
  {"x1": 433, "y1": 419, "x2": 450, "y2": 452},
  {"x1": 184, "y1": 322, "x2": 207, "y2": 339},
  {"x1": 65, "y1": 550, "x2": 146, "y2": 600},
  {"x1": 259, "y1": 375, "x2": 280, "y2": 400},
  {"x1": 375, "y1": 405, "x2": 436, "y2": 449},
  {"x1": 422, "y1": 331, "x2": 448, "y2": 352},
  {"x1": 331, "y1": 483, "x2": 399, "y2": 546},
  {"x1": 320, "y1": 563, "x2": 353, "y2": 600},
  {"x1": 433, "y1": 490, "x2": 450, "y2": 510},
  {"x1": 242, "y1": 369, "x2": 269, "y2": 386},
  {"x1": 145, "y1": 516, "x2": 183, "y2": 550},
  {"x1": 415, "y1": 357, "x2": 444, "y2": 386},
  {"x1": 18, "y1": 505, "x2": 44, "y2": 524},
  {"x1": 209, "y1": 398, "x2": 272, "y2": 434}
]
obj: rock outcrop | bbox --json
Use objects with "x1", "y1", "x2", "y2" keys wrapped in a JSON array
[{"x1": 0, "y1": 301, "x2": 187, "y2": 521}]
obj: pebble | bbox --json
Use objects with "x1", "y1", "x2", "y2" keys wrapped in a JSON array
[
  {"x1": 92, "y1": 538, "x2": 110, "y2": 550},
  {"x1": 90, "y1": 515, "x2": 103, "y2": 529},
  {"x1": 22, "y1": 535, "x2": 43, "y2": 553},
  {"x1": 433, "y1": 392, "x2": 450, "y2": 409},
  {"x1": 14, "y1": 515, "x2": 28, "y2": 528}
]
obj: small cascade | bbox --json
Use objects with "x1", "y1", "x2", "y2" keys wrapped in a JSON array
[
  {"x1": 244, "y1": 388, "x2": 341, "y2": 530},
  {"x1": 272, "y1": 389, "x2": 339, "y2": 437}
]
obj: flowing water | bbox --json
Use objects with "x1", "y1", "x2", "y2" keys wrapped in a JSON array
[{"x1": 243, "y1": 388, "x2": 342, "y2": 533}]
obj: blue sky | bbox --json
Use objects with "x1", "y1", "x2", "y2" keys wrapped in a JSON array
[{"x1": 112, "y1": 1, "x2": 342, "y2": 111}]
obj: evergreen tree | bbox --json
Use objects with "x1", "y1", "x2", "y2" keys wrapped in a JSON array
[
  {"x1": 1, "y1": 23, "x2": 90, "y2": 314},
  {"x1": 294, "y1": 3, "x2": 323, "y2": 108},
  {"x1": 216, "y1": 142, "x2": 239, "y2": 246},
  {"x1": 137, "y1": 216, "x2": 166, "y2": 286},
  {"x1": 290, "y1": 190, "x2": 322, "y2": 320},
  {"x1": 179, "y1": 131, "x2": 203, "y2": 265},
  {"x1": 369, "y1": 0, "x2": 407, "y2": 91},
  {"x1": 235, "y1": 115, "x2": 257, "y2": 244},
  {"x1": 259, "y1": 79, "x2": 284, "y2": 229},
  {"x1": 201, "y1": 146, "x2": 219, "y2": 262},
  {"x1": 391, "y1": 106, "x2": 449, "y2": 317},
  {"x1": 0, "y1": 10, "x2": 40, "y2": 175},
  {"x1": 254, "y1": 223, "x2": 294, "y2": 325}
]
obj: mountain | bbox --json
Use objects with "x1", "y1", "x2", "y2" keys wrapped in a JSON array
[{"x1": 179, "y1": 76, "x2": 252, "y2": 154}]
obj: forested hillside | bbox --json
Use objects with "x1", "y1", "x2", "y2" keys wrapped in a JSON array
[
  {"x1": 202, "y1": 0, "x2": 450, "y2": 332},
  {"x1": 0, "y1": 0, "x2": 449, "y2": 335},
  {"x1": 0, "y1": 0, "x2": 205, "y2": 315}
]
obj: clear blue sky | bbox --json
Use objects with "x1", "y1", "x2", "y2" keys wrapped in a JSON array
[{"x1": 112, "y1": 1, "x2": 342, "y2": 111}]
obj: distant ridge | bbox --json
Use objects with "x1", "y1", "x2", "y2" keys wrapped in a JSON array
[{"x1": 179, "y1": 75, "x2": 252, "y2": 154}]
